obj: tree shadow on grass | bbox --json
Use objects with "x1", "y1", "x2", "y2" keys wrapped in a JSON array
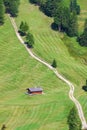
[
  {"x1": 51, "y1": 22, "x2": 58, "y2": 31},
  {"x1": 82, "y1": 86, "x2": 87, "y2": 92},
  {"x1": 18, "y1": 30, "x2": 26, "y2": 36},
  {"x1": 25, "y1": 42, "x2": 33, "y2": 48}
]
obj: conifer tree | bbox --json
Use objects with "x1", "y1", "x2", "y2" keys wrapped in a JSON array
[
  {"x1": 26, "y1": 32, "x2": 34, "y2": 48},
  {"x1": 3, "y1": 0, "x2": 20, "y2": 17},
  {"x1": 19, "y1": 21, "x2": 29, "y2": 36},
  {"x1": 51, "y1": 59, "x2": 57, "y2": 68},
  {"x1": 70, "y1": 0, "x2": 76, "y2": 12},
  {"x1": 9, "y1": 0, "x2": 19, "y2": 17},
  {"x1": 3, "y1": 0, "x2": 10, "y2": 12},
  {"x1": 0, "y1": 0, "x2": 5, "y2": 25},
  {"x1": 77, "y1": 19, "x2": 87, "y2": 46},
  {"x1": 42, "y1": 0, "x2": 61, "y2": 17},
  {"x1": 67, "y1": 11, "x2": 78, "y2": 37},
  {"x1": 53, "y1": 3, "x2": 63, "y2": 31},
  {"x1": 76, "y1": 5, "x2": 80, "y2": 15},
  {"x1": 54, "y1": 5, "x2": 70, "y2": 32},
  {"x1": 70, "y1": 0, "x2": 80, "y2": 15},
  {"x1": 61, "y1": 7, "x2": 70, "y2": 32},
  {"x1": 43, "y1": 0, "x2": 55, "y2": 17},
  {"x1": 67, "y1": 106, "x2": 82, "y2": 130}
]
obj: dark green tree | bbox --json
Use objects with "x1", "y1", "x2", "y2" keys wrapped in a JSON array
[
  {"x1": 29, "y1": 0, "x2": 37, "y2": 4},
  {"x1": 3, "y1": 0, "x2": 20, "y2": 17},
  {"x1": 77, "y1": 19, "x2": 87, "y2": 46},
  {"x1": 70, "y1": 0, "x2": 80, "y2": 15},
  {"x1": 43, "y1": 0, "x2": 55, "y2": 17},
  {"x1": 9, "y1": 0, "x2": 19, "y2": 17},
  {"x1": 53, "y1": 4, "x2": 70, "y2": 32},
  {"x1": 39, "y1": 0, "x2": 46, "y2": 6},
  {"x1": 61, "y1": 7, "x2": 70, "y2": 32},
  {"x1": 70, "y1": 0, "x2": 76, "y2": 12},
  {"x1": 3, "y1": 0, "x2": 10, "y2": 12},
  {"x1": 29, "y1": 0, "x2": 79, "y2": 37},
  {"x1": 53, "y1": 3, "x2": 63, "y2": 31},
  {"x1": 3, "y1": 0, "x2": 9, "y2": 6},
  {"x1": 67, "y1": 11, "x2": 78, "y2": 37},
  {"x1": 26, "y1": 32, "x2": 34, "y2": 48},
  {"x1": 67, "y1": 106, "x2": 82, "y2": 130},
  {"x1": 82, "y1": 79, "x2": 87, "y2": 91},
  {"x1": 19, "y1": 21, "x2": 29, "y2": 36},
  {"x1": 0, "y1": 0, "x2": 5, "y2": 25},
  {"x1": 19, "y1": 21, "x2": 24, "y2": 29},
  {"x1": 51, "y1": 59, "x2": 57, "y2": 68},
  {"x1": 41, "y1": 0, "x2": 61, "y2": 17},
  {"x1": 29, "y1": 0, "x2": 46, "y2": 7},
  {"x1": 76, "y1": 5, "x2": 80, "y2": 15}
]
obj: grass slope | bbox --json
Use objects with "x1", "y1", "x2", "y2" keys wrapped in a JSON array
[
  {"x1": 0, "y1": 15, "x2": 73, "y2": 130},
  {"x1": 15, "y1": 0, "x2": 87, "y2": 121}
]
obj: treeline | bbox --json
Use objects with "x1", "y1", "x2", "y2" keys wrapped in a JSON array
[
  {"x1": 4, "y1": 0, "x2": 20, "y2": 17},
  {"x1": 30, "y1": 0, "x2": 80, "y2": 37},
  {"x1": 67, "y1": 106, "x2": 82, "y2": 130},
  {"x1": 77, "y1": 19, "x2": 87, "y2": 46},
  {"x1": 0, "y1": 0, "x2": 5, "y2": 25},
  {"x1": 0, "y1": 0, "x2": 20, "y2": 25},
  {"x1": 30, "y1": 0, "x2": 87, "y2": 47}
]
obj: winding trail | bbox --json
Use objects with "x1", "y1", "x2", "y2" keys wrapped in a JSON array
[{"x1": 9, "y1": 15, "x2": 87, "y2": 129}]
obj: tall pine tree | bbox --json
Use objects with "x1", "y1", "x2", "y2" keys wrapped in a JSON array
[
  {"x1": 42, "y1": 0, "x2": 61, "y2": 17},
  {"x1": 67, "y1": 106, "x2": 82, "y2": 130},
  {"x1": 70, "y1": 0, "x2": 80, "y2": 15},
  {"x1": 3, "y1": 0, "x2": 20, "y2": 17},
  {"x1": 70, "y1": 0, "x2": 76, "y2": 12},
  {"x1": 77, "y1": 19, "x2": 87, "y2": 46},
  {"x1": 61, "y1": 7, "x2": 70, "y2": 32},
  {"x1": 0, "y1": 0, "x2": 5, "y2": 25},
  {"x1": 53, "y1": 4, "x2": 70, "y2": 32},
  {"x1": 9, "y1": 0, "x2": 19, "y2": 17},
  {"x1": 53, "y1": 3, "x2": 63, "y2": 31},
  {"x1": 3, "y1": 0, "x2": 10, "y2": 12},
  {"x1": 51, "y1": 59, "x2": 57, "y2": 68},
  {"x1": 26, "y1": 32, "x2": 34, "y2": 48},
  {"x1": 19, "y1": 21, "x2": 29, "y2": 36},
  {"x1": 67, "y1": 11, "x2": 78, "y2": 37}
]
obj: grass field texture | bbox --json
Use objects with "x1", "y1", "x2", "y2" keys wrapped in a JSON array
[
  {"x1": 0, "y1": 15, "x2": 73, "y2": 130},
  {"x1": 0, "y1": 0, "x2": 87, "y2": 129},
  {"x1": 15, "y1": 0, "x2": 87, "y2": 122}
]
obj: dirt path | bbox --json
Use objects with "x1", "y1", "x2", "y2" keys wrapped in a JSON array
[{"x1": 9, "y1": 15, "x2": 87, "y2": 129}]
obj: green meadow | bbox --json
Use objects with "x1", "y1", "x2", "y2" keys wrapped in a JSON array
[
  {"x1": 15, "y1": 0, "x2": 87, "y2": 122},
  {"x1": 0, "y1": 14, "x2": 72, "y2": 130},
  {"x1": 0, "y1": 0, "x2": 87, "y2": 129}
]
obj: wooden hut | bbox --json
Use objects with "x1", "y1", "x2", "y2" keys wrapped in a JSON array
[{"x1": 26, "y1": 87, "x2": 43, "y2": 95}]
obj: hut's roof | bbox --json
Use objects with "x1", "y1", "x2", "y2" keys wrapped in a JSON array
[{"x1": 27, "y1": 87, "x2": 43, "y2": 92}]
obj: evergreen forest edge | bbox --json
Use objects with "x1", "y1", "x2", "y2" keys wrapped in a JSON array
[{"x1": 0, "y1": 0, "x2": 87, "y2": 46}]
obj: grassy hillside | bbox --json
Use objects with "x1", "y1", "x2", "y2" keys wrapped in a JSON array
[
  {"x1": 15, "y1": 0, "x2": 87, "y2": 121},
  {"x1": 0, "y1": 15, "x2": 73, "y2": 130},
  {"x1": 0, "y1": 0, "x2": 87, "y2": 129}
]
